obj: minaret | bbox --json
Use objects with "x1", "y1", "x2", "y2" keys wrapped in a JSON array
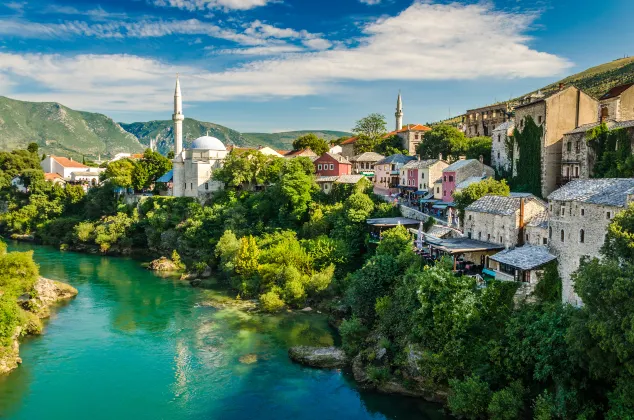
[
  {"x1": 172, "y1": 75, "x2": 184, "y2": 157},
  {"x1": 395, "y1": 91, "x2": 403, "y2": 131}
]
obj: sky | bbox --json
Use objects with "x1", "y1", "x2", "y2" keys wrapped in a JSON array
[{"x1": 0, "y1": 0, "x2": 632, "y2": 133}]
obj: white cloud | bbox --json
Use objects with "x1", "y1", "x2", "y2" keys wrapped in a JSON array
[
  {"x1": 150, "y1": 0, "x2": 273, "y2": 12},
  {"x1": 0, "y1": 2, "x2": 572, "y2": 113},
  {"x1": 213, "y1": 45, "x2": 304, "y2": 55},
  {"x1": 302, "y1": 38, "x2": 332, "y2": 50}
]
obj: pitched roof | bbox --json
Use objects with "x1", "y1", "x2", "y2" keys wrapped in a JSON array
[
  {"x1": 493, "y1": 120, "x2": 515, "y2": 132},
  {"x1": 71, "y1": 171, "x2": 100, "y2": 177},
  {"x1": 285, "y1": 148, "x2": 317, "y2": 157},
  {"x1": 456, "y1": 176, "x2": 486, "y2": 190},
  {"x1": 316, "y1": 176, "x2": 339, "y2": 182},
  {"x1": 350, "y1": 152, "x2": 385, "y2": 162},
  {"x1": 44, "y1": 172, "x2": 63, "y2": 181},
  {"x1": 402, "y1": 159, "x2": 441, "y2": 169},
  {"x1": 490, "y1": 245, "x2": 556, "y2": 270},
  {"x1": 51, "y1": 156, "x2": 88, "y2": 169},
  {"x1": 443, "y1": 159, "x2": 480, "y2": 172},
  {"x1": 156, "y1": 170, "x2": 174, "y2": 183},
  {"x1": 599, "y1": 82, "x2": 634, "y2": 100},
  {"x1": 466, "y1": 194, "x2": 546, "y2": 216},
  {"x1": 527, "y1": 209, "x2": 548, "y2": 229},
  {"x1": 395, "y1": 124, "x2": 431, "y2": 133},
  {"x1": 341, "y1": 136, "x2": 359, "y2": 145},
  {"x1": 548, "y1": 178, "x2": 634, "y2": 207},
  {"x1": 565, "y1": 119, "x2": 634, "y2": 135},
  {"x1": 276, "y1": 150, "x2": 291, "y2": 155},
  {"x1": 375, "y1": 154, "x2": 417, "y2": 165},
  {"x1": 321, "y1": 152, "x2": 351, "y2": 164},
  {"x1": 336, "y1": 174, "x2": 365, "y2": 184}
]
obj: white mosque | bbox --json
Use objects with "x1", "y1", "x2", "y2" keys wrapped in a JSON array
[{"x1": 170, "y1": 76, "x2": 227, "y2": 199}]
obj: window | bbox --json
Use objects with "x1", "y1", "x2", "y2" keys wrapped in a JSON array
[
  {"x1": 487, "y1": 234, "x2": 491, "y2": 241},
  {"x1": 444, "y1": 191, "x2": 447, "y2": 196},
  {"x1": 421, "y1": 173, "x2": 425, "y2": 179},
  {"x1": 560, "y1": 229, "x2": 565, "y2": 242},
  {"x1": 184, "y1": 183, "x2": 186, "y2": 190},
  {"x1": 549, "y1": 204, "x2": 552, "y2": 212},
  {"x1": 415, "y1": 134, "x2": 419, "y2": 139},
  {"x1": 497, "y1": 152, "x2": 500, "y2": 159},
  {"x1": 444, "y1": 176, "x2": 447, "y2": 182},
  {"x1": 549, "y1": 227, "x2": 552, "y2": 239},
  {"x1": 579, "y1": 229, "x2": 585, "y2": 243},
  {"x1": 606, "y1": 211, "x2": 611, "y2": 220},
  {"x1": 324, "y1": 184, "x2": 329, "y2": 190},
  {"x1": 567, "y1": 142, "x2": 572, "y2": 152},
  {"x1": 499, "y1": 236, "x2": 503, "y2": 243},
  {"x1": 560, "y1": 205, "x2": 566, "y2": 217},
  {"x1": 449, "y1": 176, "x2": 454, "y2": 182},
  {"x1": 190, "y1": 183, "x2": 193, "y2": 190},
  {"x1": 468, "y1": 232, "x2": 472, "y2": 239},
  {"x1": 478, "y1": 232, "x2": 482, "y2": 240},
  {"x1": 205, "y1": 183, "x2": 208, "y2": 190},
  {"x1": 468, "y1": 215, "x2": 472, "y2": 221},
  {"x1": 526, "y1": 234, "x2": 529, "y2": 241},
  {"x1": 575, "y1": 166, "x2": 579, "y2": 177},
  {"x1": 318, "y1": 164, "x2": 322, "y2": 170},
  {"x1": 330, "y1": 164, "x2": 334, "y2": 170},
  {"x1": 576, "y1": 141, "x2": 580, "y2": 153},
  {"x1": 436, "y1": 187, "x2": 440, "y2": 193},
  {"x1": 498, "y1": 135, "x2": 501, "y2": 143},
  {"x1": 543, "y1": 238, "x2": 548, "y2": 245},
  {"x1": 581, "y1": 208, "x2": 585, "y2": 216},
  {"x1": 538, "y1": 116, "x2": 543, "y2": 124}
]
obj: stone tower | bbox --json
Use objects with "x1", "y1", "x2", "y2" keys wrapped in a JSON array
[
  {"x1": 173, "y1": 75, "x2": 184, "y2": 156},
  {"x1": 395, "y1": 91, "x2": 403, "y2": 131}
]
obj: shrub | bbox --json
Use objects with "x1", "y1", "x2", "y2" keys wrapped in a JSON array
[
  {"x1": 260, "y1": 291, "x2": 285, "y2": 313},
  {"x1": 366, "y1": 365, "x2": 390, "y2": 385},
  {"x1": 339, "y1": 317, "x2": 369, "y2": 356},
  {"x1": 448, "y1": 375, "x2": 491, "y2": 420},
  {"x1": 488, "y1": 381, "x2": 524, "y2": 420}
]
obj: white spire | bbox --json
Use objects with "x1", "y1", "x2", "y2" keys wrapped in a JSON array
[
  {"x1": 395, "y1": 90, "x2": 403, "y2": 131},
  {"x1": 172, "y1": 74, "x2": 184, "y2": 156}
]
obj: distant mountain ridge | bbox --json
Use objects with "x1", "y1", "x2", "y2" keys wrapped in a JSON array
[{"x1": 0, "y1": 96, "x2": 144, "y2": 159}]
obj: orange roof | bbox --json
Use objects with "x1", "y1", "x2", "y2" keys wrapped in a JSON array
[
  {"x1": 51, "y1": 156, "x2": 88, "y2": 168},
  {"x1": 395, "y1": 124, "x2": 432, "y2": 133},
  {"x1": 276, "y1": 150, "x2": 291, "y2": 155},
  {"x1": 130, "y1": 153, "x2": 144, "y2": 159},
  {"x1": 44, "y1": 172, "x2": 63, "y2": 181},
  {"x1": 341, "y1": 136, "x2": 359, "y2": 145}
]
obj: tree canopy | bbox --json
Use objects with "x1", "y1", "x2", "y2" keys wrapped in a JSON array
[
  {"x1": 453, "y1": 178, "x2": 510, "y2": 222},
  {"x1": 417, "y1": 125, "x2": 492, "y2": 164},
  {"x1": 353, "y1": 113, "x2": 387, "y2": 140},
  {"x1": 292, "y1": 133, "x2": 328, "y2": 155}
]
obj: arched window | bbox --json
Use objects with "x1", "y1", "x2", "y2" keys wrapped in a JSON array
[
  {"x1": 579, "y1": 229, "x2": 585, "y2": 243},
  {"x1": 560, "y1": 229, "x2": 565, "y2": 242}
]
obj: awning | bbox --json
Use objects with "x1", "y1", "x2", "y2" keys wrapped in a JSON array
[
  {"x1": 432, "y1": 204, "x2": 448, "y2": 210},
  {"x1": 414, "y1": 191, "x2": 428, "y2": 196},
  {"x1": 360, "y1": 172, "x2": 374, "y2": 176},
  {"x1": 482, "y1": 268, "x2": 497, "y2": 277},
  {"x1": 420, "y1": 199, "x2": 438, "y2": 203},
  {"x1": 156, "y1": 170, "x2": 173, "y2": 183},
  {"x1": 445, "y1": 202, "x2": 456, "y2": 207}
]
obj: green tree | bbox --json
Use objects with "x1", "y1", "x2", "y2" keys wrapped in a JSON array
[
  {"x1": 344, "y1": 192, "x2": 374, "y2": 223},
  {"x1": 102, "y1": 159, "x2": 135, "y2": 188},
  {"x1": 27, "y1": 142, "x2": 39, "y2": 154},
  {"x1": 416, "y1": 125, "x2": 464, "y2": 160},
  {"x1": 215, "y1": 230, "x2": 241, "y2": 276},
  {"x1": 352, "y1": 113, "x2": 387, "y2": 140},
  {"x1": 453, "y1": 178, "x2": 510, "y2": 223},
  {"x1": 292, "y1": 133, "x2": 328, "y2": 155},
  {"x1": 448, "y1": 375, "x2": 491, "y2": 420}
]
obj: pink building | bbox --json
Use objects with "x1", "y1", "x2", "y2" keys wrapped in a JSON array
[{"x1": 441, "y1": 159, "x2": 495, "y2": 202}]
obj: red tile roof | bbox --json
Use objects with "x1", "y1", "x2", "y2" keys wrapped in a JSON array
[
  {"x1": 341, "y1": 136, "x2": 359, "y2": 145},
  {"x1": 44, "y1": 172, "x2": 63, "y2": 181},
  {"x1": 341, "y1": 124, "x2": 430, "y2": 145},
  {"x1": 285, "y1": 148, "x2": 317, "y2": 157},
  {"x1": 51, "y1": 156, "x2": 88, "y2": 168}
]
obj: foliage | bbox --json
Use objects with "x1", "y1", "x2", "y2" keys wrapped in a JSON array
[
  {"x1": 102, "y1": 159, "x2": 135, "y2": 188},
  {"x1": 602, "y1": 203, "x2": 634, "y2": 262},
  {"x1": 587, "y1": 124, "x2": 634, "y2": 178},
  {"x1": 416, "y1": 125, "x2": 492, "y2": 164},
  {"x1": 260, "y1": 290, "x2": 285, "y2": 313},
  {"x1": 453, "y1": 178, "x2": 510, "y2": 222},
  {"x1": 292, "y1": 133, "x2": 328, "y2": 155},
  {"x1": 214, "y1": 150, "x2": 282, "y2": 189},
  {"x1": 534, "y1": 261, "x2": 562, "y2": 303},
  {"x1": 448, "y1": 375, "x2": 491, "y2": 420},
  {"x1": 339, "y1": 317, "x2": 369, "y2": 356},
  {"x1": 352, "y1": 113, "x2": 387, "y2": 140},
  {"x1": 487, "y1": 381, "x2": 525, "y2": 420},
  {"x1": 511, "y1": 116, "x2": 543, "y2": 197}
]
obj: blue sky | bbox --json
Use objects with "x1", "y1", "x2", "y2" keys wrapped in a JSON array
[{"x1": 0, "y1": 0, "x2": 632, "y2": 133}]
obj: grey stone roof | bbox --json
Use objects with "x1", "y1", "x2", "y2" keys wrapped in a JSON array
[
  {"x1": 324, "y1": 152, "x2": 351, "y2": 164},
  {"x1": 425, "y1": 225, "x2": 454, "y2": 239},
  {"x1": 316, "y1": 176, "x2": 339, "y2": 182},
  {"x1": 548, "y1": 178, "x2": 634, "y2": 207},
  {"x1": 444, "y1": 159, "x2": 477, "y2": 172},
  {"x1": 336, "y1": 174, "x2": 366, "y2": 184},
  {"x1": 564, "y1": 119, "x2": 634, "y2": 135},
  {"x1": 526, "y1": 209, "x2": 548, "y2": 229},
  {"x1": 493, "y1": 121, "x2": 515, "y2": 132},
  {"x1": 402, "y1": 159, "x2": 441, "y2": 169},
  {"x1": 490, "y1": 245, "x2": 556, "y2": 270},
  {"x1": 376, "y1": 154, "x2": 417, "y2": 165},
  {"x1": 456, "y1": 176, "x2": 485, "y2": 190},
  {"x1": 350, "y1": 152, "x2": 384, "y2": 162},
  {"x1": 466, "y1": 194, "x2": 546, "y2": 216}
]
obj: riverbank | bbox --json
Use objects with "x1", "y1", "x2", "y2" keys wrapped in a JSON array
[{"x1": 0, "y1": 277, "x2": 77, "y2": 374}]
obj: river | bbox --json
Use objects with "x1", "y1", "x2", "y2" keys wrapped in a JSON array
[{"x1": 0, "y1": 243, "x2": 447, "y2": 419}]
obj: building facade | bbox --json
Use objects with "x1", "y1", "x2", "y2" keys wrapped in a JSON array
[
  {"x1": 41, "y1": 155, "x2": 100, "y2": 179},
  {"x1": 491, "y1": 120, "x2": 515, "y2": 174},
  {"x1": 374, "y1": 154, "x2": 416, "y2": 192},
  {"x1": 598, "y1": 82, "x2": 634, "y2": 122},
  {"x1": 349, "y1": 152, "x2": 384, "y2": 180},
  {"x1": 465, "y1": 102, "x2": 513, "y2": 138},
  {"x1": 400, "y1": 159, "x2": 448, "y2": 192},
  {"x1": 547, "y1": 178, "x2": 634, "y2": 305},
  {"x1": 314, "y1": 153, "x2": 352, "y2": 176},
  {"x1": 441, "y1": 158, "x2": 495, "y2": 202},
  {"x1": 513, "y1": 85, "x2": 598, "y2": 197}
]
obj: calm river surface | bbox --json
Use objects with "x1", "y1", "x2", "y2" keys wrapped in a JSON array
[{"x1": 0, "y1": 243, "x2": 446, "y2": 419}]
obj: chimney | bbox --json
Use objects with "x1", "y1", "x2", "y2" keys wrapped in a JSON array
[
  {"x1": 439, "y1": 152, "x2": 443, "y2": 161},
  {"x1": 518, "y1": 197, "x2": 526, "y2": 246},
  {"x1": 417, "y1": 155, "x2": 420, "y2": 161},
  {"x1": 559, "y1": 83, "x2": 564, "y2": 91}
]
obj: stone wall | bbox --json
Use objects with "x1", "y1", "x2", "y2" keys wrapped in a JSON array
[
  {"x1": 547, "y1": 199, "x2": 620, "y2": 305},
  {"x1": 491, "y1": 125, "x2": 512, "y2": 173},
  {"x1": 561, "y1": 131, "x2": 590, "y2": 179},
  {"x1": 526, "y1": 224, "x2": 548, "y2": 246},
  {"x1": 618, "y1": 86, "x2": 634, "y2": 121}
]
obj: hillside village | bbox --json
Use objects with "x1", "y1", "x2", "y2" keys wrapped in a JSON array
[{"x1": 20, "y1": 73, "x2": 634, "y2": 308}]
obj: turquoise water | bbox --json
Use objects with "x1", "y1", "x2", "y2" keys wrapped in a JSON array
[{"x1": 0, "y1": 243, "x2": 446, "y2": 419}]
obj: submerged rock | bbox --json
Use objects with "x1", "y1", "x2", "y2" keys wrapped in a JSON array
[
  {"x1": 288, "y1": 346, "x2": 348, "y2": 369},
  {"x1": 239, "y1": 354, "x2": 258, "y2": 364}
]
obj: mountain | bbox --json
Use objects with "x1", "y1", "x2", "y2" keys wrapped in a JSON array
[
  {"x1": 120, "y1": 118, "x2": 245, "y2": 156},
  {"x1": 119, "y1": 119, "x2": 351, "y2": 154},
  {"x1": 0, "y1": 96, "x2": 144, "y2": 159},
  {"x1": 242, "y1": 130, "x2": 352, "y2": 150}
]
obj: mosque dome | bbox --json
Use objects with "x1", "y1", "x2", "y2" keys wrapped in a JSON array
[{"x1": 190, "y1": 136, "x2": 226, "y2": 151}]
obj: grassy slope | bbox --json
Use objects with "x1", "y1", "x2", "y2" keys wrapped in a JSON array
[
  {"x1": 0, "y1": 96, "x2": 144, "y2": 159},
  {"x1": 242, "y1": 130, "x2": 352, "y2": 150}
]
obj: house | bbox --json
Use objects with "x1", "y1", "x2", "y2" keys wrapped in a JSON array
[
  {"x1": 598, "y1": 82, "x2": 634, "y2": 122},
  {"x1": 399, "y1": 158, "x2": 448, "y2": 198},
  {"x1": 464, "y1": 193, "x2": 548, "y2": 249},
  {"x1": 486, "y1": 245, "x2": 556, "y2": 293},
  {"x1": 329, "y1": 145, "x2": 343, "y2": 155},
  {"x1": 547, "y1": 178, "x2": 634, "y2": 305},
  {"x1": 41, "y1": 155, "x2": 92, "y2": 179},
  {"x1": 340, "y1": 136, "x2": 359, "y2": 159},
  {"x1": 491, "y1": 120, "x2": 515, "y2": 174},
  {"x1": 374, "y1": 154, "x2": 416, "y2": 193},
  {"x1": 441, "y1": 158, "x2": 495, "y2": 202},
  {"x1": 10, "y1": 176, "x2": 27, "y2": 193},
  {"x1": 285, "y1": 149, "x2": 318, "y2": 159},
  {"x1": 395, "y1": 124, "x2": 432, "y2": 156},
  {"x1": 314, "y1": 153, "x2": 352, "y2": 176},
  {"x1": 350, "y1": 152, "x2": 384, "y2": 180},
  {"x1": 561, "y1": 119, "x2": 634, "y2": 183},
  {"x1": 70, "y1": 171, "x2": 101, "y2": 185},
  {"x1": 316, "y1": 174, "x2": 366, "y2": 194},
  {"x1": 465, "y1": 102, "x2": 514, "y2": 138},
  {"x1": 44, "y1": 172, "x2": 66, "y2": 186},
  {"x1": 513, "y1": 85, "x2": 599, "y2": 197}
]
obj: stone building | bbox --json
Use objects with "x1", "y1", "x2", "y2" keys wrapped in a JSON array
[
  {"x1": 316, "y1": 174, "x2": 365, "y2": 194},
  {"x1": 441, "y1": 158, "x2": 495, "y2": 203},
  {"x1": 491, "y1": 120, "x2": 515, "y2": 174},
  {"x1": 598, "y1": 82, "x2": 634, "y2": 122},
  {"x1": 400, "y1": 158, "x2": 448, "y2": 193},
  {"x1": 525, "y1": 208, "x2": 549, "y2": 246},
  {"x1": 464, "y1": 102, "x2": 513, "y2": 138},
  {"x1": 171, "y1": 77, "x2": 227, "y2": 199},
  {"x1": 349, "y1": 152, "x2": 384, "y2": 180},
  {"x1": 547, "y1": 178, "x2": 634, "y2": 305},
  {"x1": 513, "y1": 85, "x2": 598, "y2": 197},
  {"x1": 463, "y1": 193, "x2": 547, "y2": 249},
  {"x1": 487, "y1": 245, "x2": 556, "y2": 285},
  {"x1": 561, "y1": 120, "x2": 634, "y2": 182}
]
